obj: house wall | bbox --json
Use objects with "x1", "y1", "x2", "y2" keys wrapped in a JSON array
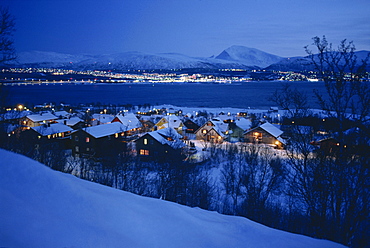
[
  {"x1": 195, "y1": 125, "x2": 223, "y2": 143},
  {"x1": 244, "y1": 127, "x2": 278, "y2": 145},
  {"x1": 135, "y1": 134, "x2": 180, "y2": 161}
]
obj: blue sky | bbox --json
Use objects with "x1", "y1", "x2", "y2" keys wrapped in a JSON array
[{"x1": 3, "y1": 0, "x2": 370, "y2": 57}]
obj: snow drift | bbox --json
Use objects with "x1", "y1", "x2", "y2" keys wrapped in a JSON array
[{"x1": 0, "y1": 149, "x2": 345, "y2": 248}]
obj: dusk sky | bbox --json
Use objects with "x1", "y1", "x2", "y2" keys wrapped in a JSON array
[{"x1": 3, "y1": 0, "x2": 370, "y2": 57}]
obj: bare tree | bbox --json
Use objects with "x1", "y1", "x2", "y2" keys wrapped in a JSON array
[{"x1": 0, "y1": 6, "x2": 16, "y2": 64}]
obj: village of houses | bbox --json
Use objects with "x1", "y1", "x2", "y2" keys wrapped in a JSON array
[
  {"x1": 1, "y1": 103, "x2": 294, "y2": 163},
  {"x1": 3, "y1": 102, "x2": 367, "y2": 164}
]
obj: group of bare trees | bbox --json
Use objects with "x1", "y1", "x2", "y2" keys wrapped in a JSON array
[{"x1": 269, "y1": 36, "x2": 369, "y2": 247}]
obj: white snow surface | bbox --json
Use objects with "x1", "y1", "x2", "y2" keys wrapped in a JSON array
[
  {"x1": 0, "y1": 149, "x2": 346, "y2": 248},
  {"x1": 32, "y1": 123, "x2": 73, "y2": 136},
  {"x1": 215, "y1": 45, "x2": 283, "y2": 68}
]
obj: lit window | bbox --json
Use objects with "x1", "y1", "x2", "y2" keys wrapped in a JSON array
[
  {"x1": 202, "y1": 129, "x2": 207, "y2": 134},
  {"x1": 144, "y1": 138, "x2": 148, "y2": 145},
  {"x1": 86, "y1": 137, "x2": 90, "y2": 143},
  {"x1": 140, "y1": 149, "x2": 149, "y2": 155}
]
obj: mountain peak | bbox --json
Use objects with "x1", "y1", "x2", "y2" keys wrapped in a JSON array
[{"x1": 216, "y1": 45, "x2": 283, "y2": 68}]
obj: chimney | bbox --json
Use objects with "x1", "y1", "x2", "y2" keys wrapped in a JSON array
[{"x1": 64, "y1": 120, "x2": 67, "y2": 125}]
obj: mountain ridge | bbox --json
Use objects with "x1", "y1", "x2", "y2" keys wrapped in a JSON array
[{"x1": 10, "y1": 46, "x2": 370, "y2": 71}]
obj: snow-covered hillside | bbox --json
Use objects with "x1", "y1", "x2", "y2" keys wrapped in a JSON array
[
  {"x1": 0, "y1": 149, "x2": 345, "y2": 248},
  {"x1": 266, "y1": 50, "x2": 370, "y2": 72},
  {"x1": 215, "y1": 45, "x2": 283, "y2": 68},
  {"x1": 14, "y1": 50, "x2": 253, "y2": 70}
]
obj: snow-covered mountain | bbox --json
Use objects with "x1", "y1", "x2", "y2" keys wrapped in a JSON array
[
  {"x1": 266, "y1": 50, "x2": 370, "y2": 72},
  {"x1": 13, "y1": 50, "x2": 257, "y2": 70},
  {"x1": 0, "y1": 149, "x2": 345, "y2": 248},
  {"x1": 215, "y1": 45, "x2": 283, "y2": 68}
]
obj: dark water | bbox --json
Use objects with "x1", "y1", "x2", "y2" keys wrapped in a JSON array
[{"x1": 5, "y1": 81, "x2": 327, "y2": 109}]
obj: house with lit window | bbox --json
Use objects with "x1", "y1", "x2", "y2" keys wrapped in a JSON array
[
  {"x1": 228, "y1": 117, "x2": 252, "y2": 142},
  {"x1": 70, "y1": 122, "x2": 128, "y2": 157},
  {"x1": 243, "y1": 122, "x2": 285, "y2": 148},
  {"x1": 55, "y1": 117, "x2": 84, "y2": 130},
  {"x1": 194, "y1": 119, "x2": 228, "y2": 143},
  {"x1": 19, "y1": 123, "x2": 73, "y2": 148},
  {"x1": 22, "y1": 113, "x2": 58, "y2": 127},
  {"x1": 154, "y1": 115, "x2": 184, "y2": 135},
  {"x1": 91, "y1": 114, "x2": 114, "y2": 126},
  {"x1": 111, "y1": 113, "x2": 142, "y2": 137},
  {"x1": 135, "y1": 127, "x2": 186, "y2": 162}
]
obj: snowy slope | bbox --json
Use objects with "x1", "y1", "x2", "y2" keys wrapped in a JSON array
[
  {"x1": 0, "y1": 149, "x2": 345, "y2": 248},
  {"x1": 14, "y1": 50, "x2": 252, "y2": 70},
  {"x1": 215, "y1": 45, "x2": 283, "y2": 68},
  {"x1": 266, "y1": 50, "x2": 370, "y2": 72}
]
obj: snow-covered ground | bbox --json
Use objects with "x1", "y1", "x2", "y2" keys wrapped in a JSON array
[{"x1": 0, "y1": 149, "x2": 345, "y2": 248}]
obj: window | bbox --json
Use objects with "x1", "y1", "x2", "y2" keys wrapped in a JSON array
[
  {"x1": 202, "y1": 129, "x2": 207, "y2": 134},
  {"x1": 144, "y1": 138, "x2": 148, "y2": 145},
  {"x1": 86, "y1": 137, "x2": 90, "y2": 143},
  {"x1": 75, "y1": 136, "x2": 79, "y2": 141},
  {"x1": 140, "y1": 149, "x2": 149, "y2": 155},
  {"x1": 75, "y1": 146, "x2": 79, "y2": 152}
]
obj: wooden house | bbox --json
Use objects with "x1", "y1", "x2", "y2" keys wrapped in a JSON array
[
  {"x1": 91, "y1": 114, "x2": 114, "y2": 126},
  {"x1": 194, "y1": 119, "x2": 228, "y2": 143},
  {"x1": 155, "y1": 115, "x2": 184, "y2": 134},
  {"x1": 20, "y1": 123, "x2": 73, "y2": 149},
  {"x1": 135, "y1": 127, "x2": 186, "y2": 162},
  {"x1": 228, "y1": 118, "x2": 252, "y2": 142},
  {"x1": 56, "y1": 117, "x2": 84, "y2": 130},
  {"x1": 111, "y1": 113, "x2": 142, "y2": 136},
  {"x1": 22, "y1": 113, "x2": 58, "y2": 127},
  {"x1": 244, "y1": 122, "x2": 285, "y2": 148},
  {"x1": 70, "y1": 122, "x2": 128, "y2": 157}
]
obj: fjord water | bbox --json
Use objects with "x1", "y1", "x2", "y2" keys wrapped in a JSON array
[{"x1": 7, "y1": 81, "x2": 327, "y2": 109}]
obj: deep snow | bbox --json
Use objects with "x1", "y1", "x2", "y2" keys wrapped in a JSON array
[{"x1": 0, "y1": 149, "x2": 346, "y2": 248}]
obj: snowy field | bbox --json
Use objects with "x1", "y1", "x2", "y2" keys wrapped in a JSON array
[{"x1": 0, "y1": 149, "x2": 345, "y2": 248}]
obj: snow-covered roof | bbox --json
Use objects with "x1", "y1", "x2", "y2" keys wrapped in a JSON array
[
  {"x1": 54, "y1": 111, "x2": 70, "y2": 118},
  {"x1": 26, "y1": 113, "x2": 58, "y2": 122},
  {"x1": 146, "y1": 128, "x2": 185, "y2": 149},
  {"x1": 234, "y1": 118, "x2": 252, "y2": 130},
  {"x1": 156, "y1": 127, "x2": 183, "y2": 140},
  {"x1": 113, "y1": 113, "x2": 142, "y2": 130},
  {"x1": 56, "y1": 117, "x2": 83, "y2": 126},
  {"x1": 32, "y1": 123, "x2": 73, "y2": 136},
  {"x1": 157, "y1": 115, "x2": 183, "y2": 129},
  {"x1": 209, "y1": 119, "x2": 229, "y2": 136},
  {"x1": 92, "y1": 114, "x2": 114, "y2": 124},
  {"x1": 83, "y1": 122, "x2": 125, "y2": 139},
  {"x1": 246, "y1": 122, "x2": 283, "y2": 138},
  {"x1": 259, "y1": 122, "x2": 283, "y2": 138}
]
